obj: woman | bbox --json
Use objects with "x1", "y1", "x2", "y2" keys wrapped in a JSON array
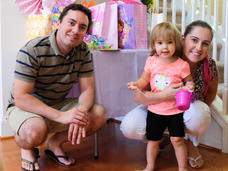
[{"x1": 120, "y1": 20, "x2": 218, "y2": 169}]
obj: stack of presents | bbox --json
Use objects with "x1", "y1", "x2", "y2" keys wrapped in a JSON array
[{"x1": 16, "y1": 0, "x2": 149, "y2": 50}]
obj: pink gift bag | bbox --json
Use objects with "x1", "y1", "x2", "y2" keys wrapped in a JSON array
[
  {"x1": 89, "y1": 2, "x2": 118, "y2": 50},
  {"x1": 118, "y1": 4, "x2": 148, "y2": 49}
]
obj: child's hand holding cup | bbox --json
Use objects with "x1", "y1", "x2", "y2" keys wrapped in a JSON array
[{"x1": 175, "y1": 89, "x2": 193, "y2": 111}]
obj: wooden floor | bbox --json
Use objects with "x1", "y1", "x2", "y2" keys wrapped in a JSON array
[{"x1": 0, "y1": 122, "x2": 228, "y2": 171}]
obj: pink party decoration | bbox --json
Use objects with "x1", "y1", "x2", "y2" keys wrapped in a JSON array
[
  {"x1": 43, "y1": 0, "x2": 75, "y2": 10},
  {"x1": 110, "y1": 0, "x2": 142, "y2": 5},
  {"x1": 15, "y1": 0, "x2": 43, "y2": 16}
]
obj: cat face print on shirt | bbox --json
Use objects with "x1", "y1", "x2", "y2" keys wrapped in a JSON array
[{"x1": 154, "y1": 74, "x2": 171, "y2": 90}]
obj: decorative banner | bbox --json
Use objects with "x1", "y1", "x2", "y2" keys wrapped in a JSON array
[
  {"x1": 15, "y1": 0, "x2": 76, "y2": 16},
  {"x1": 111, "y1": 0, "x2": 142, "y2": 5},
  {"x1": 15, "y1": 0, "x2": 43, "y2": 16}
]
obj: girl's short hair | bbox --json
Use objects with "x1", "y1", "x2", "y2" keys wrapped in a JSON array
[{"x1": 150, "y1": 22, "x2": 182, "y2": 57}]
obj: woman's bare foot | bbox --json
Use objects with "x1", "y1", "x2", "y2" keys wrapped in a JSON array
[{"x1": 187, "y1": 140, "x2": 204, "y2": 168}]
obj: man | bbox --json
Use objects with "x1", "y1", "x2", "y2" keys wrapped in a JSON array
[{"x1": 7, "y1": 4, "x2": 106, "y2": 171}]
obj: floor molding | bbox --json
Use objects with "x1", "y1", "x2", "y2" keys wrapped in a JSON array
[
  {"x1": 210, "y1": 96, "x2": 228, "y2": 153},
  {"x1": 0, "y1": 135, "x2": 14, "y2": 141}
]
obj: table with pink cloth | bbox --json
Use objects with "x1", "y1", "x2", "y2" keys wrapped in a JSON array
[{"x1": 68, "y1": 49, "x2": 150, "y2": 118}]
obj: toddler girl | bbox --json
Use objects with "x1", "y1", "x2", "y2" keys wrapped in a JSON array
[{"x1": 127, "y1": 22, "x2": 194, "y2": 171}]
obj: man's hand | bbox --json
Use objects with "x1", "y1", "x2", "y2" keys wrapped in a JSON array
[
  {"x1": 57, "y1": 107, "x2": 89, "y2": 126},
  {"x1": 66, "y1": 106, "x2": 88, "y2": 145},
  {"x1": 68, "y1": 124, "x2": 86, "y2": 145}
]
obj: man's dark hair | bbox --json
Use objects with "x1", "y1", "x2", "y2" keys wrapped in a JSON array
[{"x1": 59, "y1": 4, "x2": 92, "y2": 32}]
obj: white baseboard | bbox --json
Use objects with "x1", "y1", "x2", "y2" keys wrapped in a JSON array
[
  {"x1": 0, "y1": 117, "x2": 14, "y2": 137},
  {"x1": 199, "y1": 116, "x2": 222, "y2": 150},
  {"x1": 195, "y1": 95, "x2": 228, "y2": 153}
]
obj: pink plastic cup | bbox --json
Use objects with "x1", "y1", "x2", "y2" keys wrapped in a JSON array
[{"x1": 175, "y1": 89, "x2": 192, "y2": 111}]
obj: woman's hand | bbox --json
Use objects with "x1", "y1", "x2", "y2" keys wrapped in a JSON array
[
  {"x1": 161, "y1": 86, "x2": 178, "y2": 101},
  {"x1": 133, "y1": 83, "x2": 183, "y2": 105},
  {"x1": 133, "y1": 88, "x2": 150, "y2": 105},
  {"x1": 181, "y1": 80, "x2": 195, "y2": 91}
]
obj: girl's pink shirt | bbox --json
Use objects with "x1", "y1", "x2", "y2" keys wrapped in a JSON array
[{"x1": 144, "y1": 56, "x2": 191, "y2": 115}]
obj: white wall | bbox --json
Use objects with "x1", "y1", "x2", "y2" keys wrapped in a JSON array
[
  {"x1": 0, "y1": 1, "x2": 27, "y2": 137},
  {"x1": 0, "y1": 0, "x2": 3, "y2": 120}
]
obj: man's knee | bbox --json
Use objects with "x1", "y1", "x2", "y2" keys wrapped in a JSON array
[
  {"x1": 91, "y1": 104, "x2": 107, "y2": 121},
  {"x1": 18, "y1": 117, "x2": 48, "y2": 146},
  {"x1": 87, "y1": 104, "x2": 107, "y2": 135}
]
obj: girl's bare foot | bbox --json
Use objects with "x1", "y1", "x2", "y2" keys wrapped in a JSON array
[
  {"x1": 143, "y1": 165, "x2": 154, "y2": 171},
  {"x1": 179, "y1": 167, "x2": 188, "y2": 171}
]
